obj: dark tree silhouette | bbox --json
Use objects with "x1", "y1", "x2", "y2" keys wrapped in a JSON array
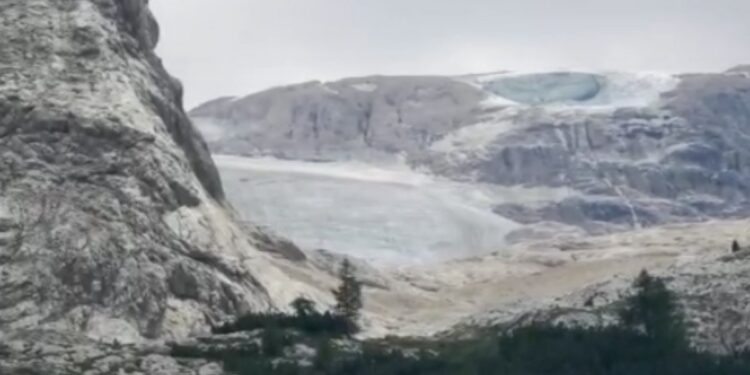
[
  {"x1": 332, "y1": 258, "x2": 363, "y2": 334},
  {"x1": 291, "y1": 297, "x2": 317, "y2": 317},
  {"x1": 618, "y1": 269, "x2": 685, "y2": 347}
]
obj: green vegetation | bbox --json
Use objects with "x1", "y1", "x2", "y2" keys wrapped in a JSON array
[
  {"x1": 617, "y1": 270, "x2": 685, "y2": 347},
  {"x1": 173, "y1": 269, "x2": 750, "y2": 374},
  {"x1": 332, "y1": 258, "x2": 363, "y2": 335},
  {"x1": 212, "y1": 258, "x2": 363, "y2": 338},
  {"x1": 211, "y1": 307, "x2": 353, "y2": 337}
]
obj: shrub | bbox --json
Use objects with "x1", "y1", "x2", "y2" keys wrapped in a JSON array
[{"x1": 212, "y1": 310, "x2": 352, "y2": 337}]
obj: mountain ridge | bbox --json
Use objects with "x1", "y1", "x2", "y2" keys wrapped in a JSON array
[{"x1": 191, "y1": 68, "x2": 750, "y2": 237}]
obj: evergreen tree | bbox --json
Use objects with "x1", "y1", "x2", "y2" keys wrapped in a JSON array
[
  {"x1": 261, "y1": 327, "x2": 286, "y2": 357},
  {"x1": 332, "y1": 258, "x2": 363, "y2": 334},
  {"x1": 291, "y1": 297, "x2": 317, "y2": 317},
  {"x1": 732, "y1": 240, "x2": 741, "y2": 253},
  {"x1": 314, "y1": 339, "x2": 336, "y2": 372},
  {"x1": 618, "y1": 269, "x2": 686, "y2": 348}
]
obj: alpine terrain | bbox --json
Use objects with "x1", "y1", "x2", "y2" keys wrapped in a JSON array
[
  {"x1": 2, "y1": 0, "x2": 750, "y2": 373},
  {"x1": 190, "y1": 67, "x2": 750, "y2": 353},
  {"x1": 0, "y1": 0, "x2": 335, "y2": 373}
]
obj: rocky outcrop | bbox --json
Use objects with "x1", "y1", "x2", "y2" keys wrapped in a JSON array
[
  {"x1": 0, "y1": 0, "x2": 321, "y2": 345},
  {"x1": 456, "y1": 249, "x2": 750, "y2": 355},
  {"x1": 190, "y1": 76, "x2": 485, "y2": 161}
]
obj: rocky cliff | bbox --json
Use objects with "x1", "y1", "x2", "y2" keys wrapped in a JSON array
[
  {"x1": 0, "y1": 0, "x2": 325, "y2": 350},
  {"x1": 190, "y1": 76, "x2": 484, "y2": 161}
]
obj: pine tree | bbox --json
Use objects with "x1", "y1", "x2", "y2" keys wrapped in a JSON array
[
  {"x1": 332, "y1": 258, "x2": 363, "y2": 334},
  {"x1": 291, "y1": 297, "x2": 317, "y2": 317},
  {"x1": 618, "y1": 269, "x2": 685, "y2": 348},
  {"x1": 261, "y1": 327, "x2": 285, "y2": 357},
  {"x1": 314, "y1": 339, "x2": 336, "y2": 372}
]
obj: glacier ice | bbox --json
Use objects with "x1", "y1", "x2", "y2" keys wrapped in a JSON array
[
  {"x1": 482, "y1": 72, "x2": 602, "y2": 105},
  {"x1": 216, "y1": 156, "x2": 520, "y2": 265},
  {"x1": 473, "y1": 71, "x2": 679, "y2": 109}
]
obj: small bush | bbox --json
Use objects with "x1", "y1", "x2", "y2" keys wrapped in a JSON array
[
  {"x1": 170, "y1": 343, "x2": 260, "y2": 360},
  {"x1": 261, "y1": 327, "x2": 288, "y2": 357}
]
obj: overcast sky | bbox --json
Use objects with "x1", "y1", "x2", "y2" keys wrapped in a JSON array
[{"x1": 151, "y1": 0, "x2": 750, "y2": 109}]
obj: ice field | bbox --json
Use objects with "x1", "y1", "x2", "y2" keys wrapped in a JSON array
[{"x1": 215, "y1": 155, "x2": 521, "y2": 265}]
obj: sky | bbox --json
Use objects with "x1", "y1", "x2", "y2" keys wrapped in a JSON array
[{"x1": 150, "y1": 0, "x2": 750, "y2": 109}]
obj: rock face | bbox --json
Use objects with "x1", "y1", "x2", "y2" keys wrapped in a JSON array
[
  {"x1": 0, "y1": 0, "x2": 318, "y2": 344},
  {"x1": 191, "y1": 69, "x2": 750, "y2": 234},
  {"x1": 190, "y1": 76, "x2": 485, "y2": 161}
]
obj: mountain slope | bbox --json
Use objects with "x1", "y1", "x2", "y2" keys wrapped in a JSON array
[
  {"x1": 191, "y1": 70, "x2": 750, "y2": 235},
  {"x1": 188, "y1": 69, "x2": 750, "y2": 357}
]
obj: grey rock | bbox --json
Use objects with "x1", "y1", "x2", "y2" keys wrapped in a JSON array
[
  {"x1": 727, "y1": 65, "x2": 750, "y2": 74},
  {"x1": 495, "y1": 196, "x2": 704, "y2": 235},
  {"x1": 190, "y1": 76, "x2": 485, "y2": 161},
  {"x1": 199, "y1": 362, "x2": 226, "y2": 375},
  {"x1": 0, "y1": 0, "x2": 315, "y2": 347},
  {"x1": 458, "y1": 250, "x2": 750, "y2": 355},
  {"x1": 0, "y1": 329, "x2": 228, "y2": 374}
]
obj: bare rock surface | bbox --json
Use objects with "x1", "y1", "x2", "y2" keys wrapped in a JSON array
[{"x1": 0, "y1": 0, "x2": 330, "y2": 368}]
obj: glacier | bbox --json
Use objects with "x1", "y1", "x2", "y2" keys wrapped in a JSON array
[
  {"x1": 481, "y1": 72, "x2": 602, "y2": 105},
  {"x1": 215, "y1": 155, "x2": 521, "y2": 265},
  {"x1": 469, "y1": 71, "x2": 679, "y2": 109}
]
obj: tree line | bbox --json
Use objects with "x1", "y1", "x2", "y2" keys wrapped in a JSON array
[{"x1": 173, "y1": 265, "x2": 750, "y2": 374}]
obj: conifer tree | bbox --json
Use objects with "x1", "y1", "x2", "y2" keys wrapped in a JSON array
[
  {"x1": 291, "y1": 297, "x2": 317, "y2": 317},
  {"x1": 332, "y1": 258, "x2": 363, "y2": 334},
  {"x1": 618, "y1": 269, "x2": 685, "y2": 348}
]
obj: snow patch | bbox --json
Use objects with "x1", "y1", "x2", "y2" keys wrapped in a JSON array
[
  {"x1": 321, "y1": 84, "x2": 340, "y2": 96},
  {"x1": 0, "y1": 197, "x2": 9, "y2": 218},
  {"x1": 351, "y1": 82, "x2": 378, "y2": 92},
  {"x1": 431, "y1": 114, "x2": 518, "y2": 152},
  {"x1": 86, "y1": 315, "x2": 143, "y2": 344},
  {"x1": 214, "y1": 154, "x2": 432, "y2": 186},
  {"x1": 586, "y1": 71, "x2": 679, "y2": 108}
]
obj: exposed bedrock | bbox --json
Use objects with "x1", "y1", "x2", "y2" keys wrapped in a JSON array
[{"x1": 0, "y1": 0, "x2": 315, "y2": 342}]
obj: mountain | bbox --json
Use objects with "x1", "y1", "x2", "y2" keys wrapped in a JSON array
[
  {"x1": 0, "y1": 0, "x2": 333, "y2": 372},
  {"x1": 191, "y1": 70, "x2": 750, "y2": 237},
  {"x1": 3, "y1": 0, "x2": 750, "y2": 372},
  {"x1": 189, "y1": 68, "x2": 750, "y2": 357}
]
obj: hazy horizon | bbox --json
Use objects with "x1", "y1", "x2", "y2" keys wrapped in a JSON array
[{"x1": 151, "y1": 0, "x2": 750, "y2": 109}]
